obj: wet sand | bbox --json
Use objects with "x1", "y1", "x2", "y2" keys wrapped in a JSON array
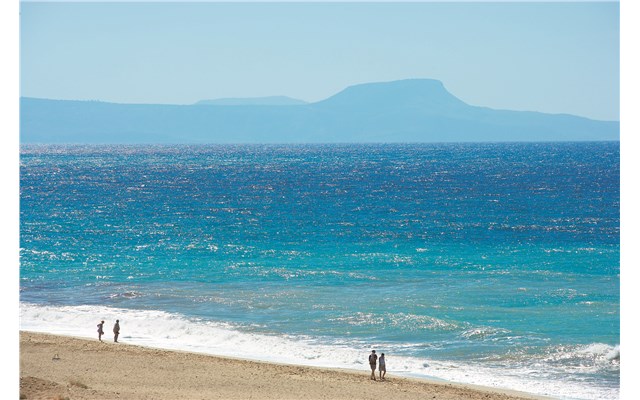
[{"x1": 20, "y1": 331, "x2": 551, "y2": 400}]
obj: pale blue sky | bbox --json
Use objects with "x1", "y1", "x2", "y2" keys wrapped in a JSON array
[{"x1": 20, "y1": 1, "x2": 619, "y2": 120}]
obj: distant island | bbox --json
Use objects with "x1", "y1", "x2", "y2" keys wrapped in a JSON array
[
  {"x1": 195, "y1": 96, "x2": 308, "y2": 106},
  {"x1": 20, "y1": 79, "x2": 619, "y2": 144}
]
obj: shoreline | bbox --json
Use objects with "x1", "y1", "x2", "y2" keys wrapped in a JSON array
[{"x1": 20, "y1": 330, "x2": 551, "y2": 400}]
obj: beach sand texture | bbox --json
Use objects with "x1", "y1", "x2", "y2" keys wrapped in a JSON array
[{"x1": 20, "y1": 331, "x2": 549, "y2": 400}]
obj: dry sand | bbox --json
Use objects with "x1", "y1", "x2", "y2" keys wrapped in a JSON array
[{"x1": 20, "y1": 331, "x2": 551, "y2": 400}]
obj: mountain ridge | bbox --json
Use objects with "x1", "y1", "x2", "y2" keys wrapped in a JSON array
[
  {"x1": 20, "y1": 79, "x2": 619, "y2": 143},
  {"x1": 195, "y1": 96, "x2": 308, "y2": 106}
]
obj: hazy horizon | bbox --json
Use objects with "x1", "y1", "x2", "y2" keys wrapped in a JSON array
[
  {"x1": 20, "y1": 2, "x2": 619, "y2": 121},
  {"x1": 18, "y1": 77, "x2": 621, "y2": 123}
]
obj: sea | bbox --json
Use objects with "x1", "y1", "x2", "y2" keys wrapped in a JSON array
[{"x1": 19, "y1": 142, "x2": 620, "y2": 400}]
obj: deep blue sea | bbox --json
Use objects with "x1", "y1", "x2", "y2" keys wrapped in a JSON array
[{"x1": 19, "y1": 143, "x2": 620, "y2": 399}]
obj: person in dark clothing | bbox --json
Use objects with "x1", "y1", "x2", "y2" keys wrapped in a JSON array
[
  {"x1": 368, "y1": 350, "x2": 378, "y2": 380},
  {"x1": 97, "y1": 320, "x2": 104, "y2": 342},
  {"x1": 113, "y1": 320, "x2": 120, "y2": 343}
]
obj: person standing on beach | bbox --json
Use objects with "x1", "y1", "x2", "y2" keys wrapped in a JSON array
[
  {"x1": 97, "y1": 320, "x2": 104, "y2": 342},
  {"x1": 368, "y1": 350, "x2": 378, "y2": 380},
  {"x1": 113, "y1": 319, "x2": 120, "y2": 343},
  {"x1": 378, "y1": 353, "x2": 386, "y2": 381}
]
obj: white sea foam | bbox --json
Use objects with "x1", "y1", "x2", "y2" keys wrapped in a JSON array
[{"x1": 19, "y1": 303, "x2": 618, "y2": 400}]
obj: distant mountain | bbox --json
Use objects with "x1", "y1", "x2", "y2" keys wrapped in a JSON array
[
  {"x1": 20, "y1": 79, "x2": 619, "y2": 144},
  {"x1": 195, "y1": 96, "x2": 307, "y2": 106}
]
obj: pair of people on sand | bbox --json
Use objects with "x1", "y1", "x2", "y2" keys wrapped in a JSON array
[
  {"x1": 368, "y1": 350, "x2": 386, "y2": 381},
  {"x1": 97, "y1": 320, "x2": 120, "y2": 343}
]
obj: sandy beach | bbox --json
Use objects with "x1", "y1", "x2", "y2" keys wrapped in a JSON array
[{"x1": 20, "y1": 331, "x2": 550, "y2": 400}]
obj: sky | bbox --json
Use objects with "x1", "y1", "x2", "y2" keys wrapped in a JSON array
[{"x1": 19, "y1": 1, "x2": 620, "y2": 121}]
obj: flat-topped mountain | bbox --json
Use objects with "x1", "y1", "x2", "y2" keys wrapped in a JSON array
[
  {"x1": 20, "y1": 79, "x2": 619, "y2": 143},
  {"x1": 316, "y1": 79, "x2": 467, "y2": 111}
]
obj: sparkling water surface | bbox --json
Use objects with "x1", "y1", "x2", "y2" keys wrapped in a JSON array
[{"x1": 20, "y1": 143, "x2": 619, "y2": 399}]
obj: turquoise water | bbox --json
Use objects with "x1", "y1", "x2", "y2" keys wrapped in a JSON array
[{"x1": 20, "y1": 143, "x2": 619, "y2": 399}]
